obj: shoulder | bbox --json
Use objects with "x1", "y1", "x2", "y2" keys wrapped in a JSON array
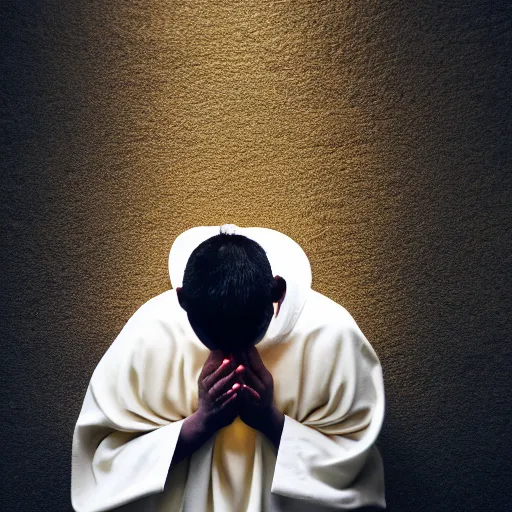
[
  {"x1": 297, "y1": 289, "x2": 378, "y2": 357},
  {"x1": 91, "y1": 290, "x2": 180, "y2": 378},
  {"x1": 300, "y1": 289, "x2": 363, "y2": 333},
  {"x1": 126, "y1": 289, "x2": 177, "y2": 327}
]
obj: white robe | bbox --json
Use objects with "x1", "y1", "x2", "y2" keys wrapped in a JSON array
[{"x1": 71, "y1": 224, "x2": 386, "y2": 512}]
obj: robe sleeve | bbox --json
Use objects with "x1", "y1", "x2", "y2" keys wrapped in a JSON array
[
  {"x1": 71, "y1": 385, "x2": 185, "y2": 512},
  {"x1": 270, "y1": 314, "x2": 386, "y2": 510},
  {"x1": 71, "y1": 300, "x2": 189, "y2": 512}
]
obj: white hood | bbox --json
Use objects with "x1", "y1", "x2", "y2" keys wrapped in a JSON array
[{"x1": 168, "y1": 224, "x2": 312, "y2": 347}]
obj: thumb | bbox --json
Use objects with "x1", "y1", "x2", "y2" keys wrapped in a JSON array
[{"x1": 220, "y1": 390, "x2": 241, "y2": 413}]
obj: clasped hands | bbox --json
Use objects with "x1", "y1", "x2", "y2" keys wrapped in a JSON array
[{"x1": 197, "y1": 346, "x2": 284, "y2": 444}]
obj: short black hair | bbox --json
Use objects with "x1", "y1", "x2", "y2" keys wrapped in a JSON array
[{"x1": 180, "y1": 230, "x2": 276, "y2": 351}]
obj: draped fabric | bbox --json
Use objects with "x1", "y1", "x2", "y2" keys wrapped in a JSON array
[{"x1": 71, "y1": 225, "x2": 386, "y2": 511}]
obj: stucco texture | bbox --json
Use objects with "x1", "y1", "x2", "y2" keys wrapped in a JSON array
[{"x1": 1, "y1": 1, "x2": 510, "y2": 511}]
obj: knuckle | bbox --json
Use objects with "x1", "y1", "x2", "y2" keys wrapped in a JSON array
[{"x1": 220, "y1": 370, "x2": 235, "y2": 386}]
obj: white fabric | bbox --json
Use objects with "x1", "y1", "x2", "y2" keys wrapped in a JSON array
[{"x1": 71, "y1": 224, "x2": 386, "y2": 512}]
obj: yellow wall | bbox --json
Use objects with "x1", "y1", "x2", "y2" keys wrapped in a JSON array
[{"x1": 2, "y1": 2, "x2": 510, "y2": 510}]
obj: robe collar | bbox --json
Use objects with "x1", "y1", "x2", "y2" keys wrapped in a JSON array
[{"x1": 168, "y1": 224, "x2": 312, "y2": 347}]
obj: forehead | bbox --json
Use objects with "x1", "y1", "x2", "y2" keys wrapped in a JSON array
[
  {"x1": 209, "y1": 330, "x2": 259, "y2": 350},
  {"x1": 189, "y1": 303, "x2": 271, "y2": 346},
  {"x1": 201, "y1": 321, "x2": 265, "y2": 350}
]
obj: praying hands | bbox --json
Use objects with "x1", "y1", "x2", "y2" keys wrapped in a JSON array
[
  {"x1": 197, "y1": 346, "x2": 285, "y2": 451},
  {"x1": 230, "y1": 346, "x2": 285, "y2": 449}
]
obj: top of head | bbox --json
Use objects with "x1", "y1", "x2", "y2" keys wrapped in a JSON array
[{"x1": 177, "y1": 230, "x2": 284, "y2": 352}]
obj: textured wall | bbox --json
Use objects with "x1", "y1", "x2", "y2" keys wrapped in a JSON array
[{"x1": 1, "y1": 1, "x2": 510, "y2": 511}]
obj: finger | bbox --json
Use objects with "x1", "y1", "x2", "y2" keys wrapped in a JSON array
[
  {"x1": 233, "y1": 363, "x2": 248, "y2": 385},
  {"x1": 246, "y1": 346, "x2": 265, "y2": 373},
  {"x1": 235, "y1": 350, "x2": 250, "y2": 368},
  {"x1": 238, "y1": 348, "x2": 264, "y2": 382},
  {"x1": 247, "y1": 346, "x2": 274, "y2": 387},
  {"x1": 208, "y1": 369, "x2": 239, "y2": 400},
  {"x1": 215, "y1": 384, "x2": 239, "y2": 404},
  {"x1": 241, "y1": 384, "x2": 261, "y2": 401},
  {"x1": 203, "y1": 357, "x2": 233, "y2": 389},
  {"x1": 219, "y1": 392, "x2": 239, "y2": 409},
  {"x1": 200, "y1": 350, "x2": 226, "y2": 379},
  {"x1": 239, "y1": 363, "x2": 264, "y2": 393}
]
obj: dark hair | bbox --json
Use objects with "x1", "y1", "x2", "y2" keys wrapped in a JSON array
[{"x1": 180, "y1": 230, "x2": 276, "y2": 350}]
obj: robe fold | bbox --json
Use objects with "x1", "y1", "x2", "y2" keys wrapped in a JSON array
[{"x1": 71, "y1": 224, "x2": 386, "y2": 511}]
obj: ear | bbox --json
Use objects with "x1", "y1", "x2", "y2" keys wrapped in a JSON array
[
  {"x1": 271, "y1": 275, "x2": 287, "y2": 303},
  {"x1": 176, "y1": 286, "x2": 188, "y2": 311}
]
